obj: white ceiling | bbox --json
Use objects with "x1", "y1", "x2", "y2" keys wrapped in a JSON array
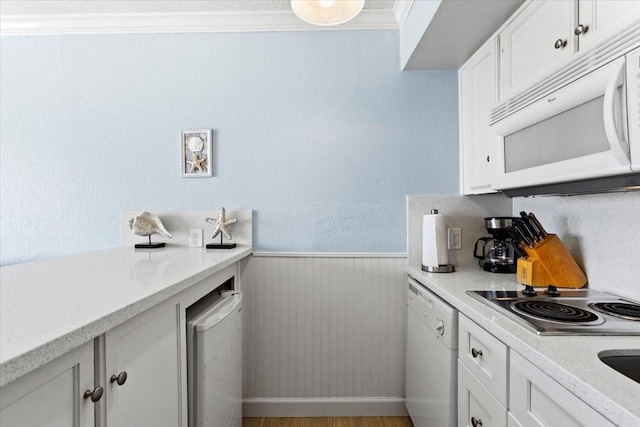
[{"x1": 0, "y1": 0, "x2": 397, "y2": 15}]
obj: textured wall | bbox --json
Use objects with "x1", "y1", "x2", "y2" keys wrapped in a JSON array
[
  {"x1": 0, "y1": 30, "x2": 459, "y2": 265},
  {"x1": 407, "y1": 193, "x2": 512, "y2": 269},
  {"x1": 513, "y1": 192, "x2": 640, "y2": 300}
]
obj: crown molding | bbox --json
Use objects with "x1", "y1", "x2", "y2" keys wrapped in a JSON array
[
  {"x1": 393, "y1": 0, "x2": 414, "y2": 28},
  {"x1": 0, "y1": 9, "x2": 399, "y2": 36}
]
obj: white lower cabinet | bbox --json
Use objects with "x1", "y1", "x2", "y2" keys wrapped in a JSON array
[
  {"x1": 0, "y1": 340, "x2": 95, "y2": 427},
  {"x1": 458, "y1": 315, "x2": 615, "y2": 427},
  {"x1": 508, "y1": 412, "x2": 524, "y2": 427},
  {"x1": 458, "y1": 315, "x2": 508, "y2": 406},
  {"x1": 509, "y1": 351, "x2": 614, "y2": 427},
  {"x1": 102, "y1": 302, "x2": 182, "y2": 427},
  {"x1": 0, "y1": 302, "x2": 183, "y2": 427},
  {"x1": 0, "y1": 262, "x2": 239, "y2": 427},
  {"x1": 458, "y1": 361, "x2": 507, "y2": 427}
]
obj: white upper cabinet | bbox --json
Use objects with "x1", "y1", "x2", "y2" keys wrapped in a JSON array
[
  {"x1": 499, "y1": 0, "x2": 640, "y2": 100},
  {"x1": 577, "y1": 0, "x2": 640, "y2": 50},
  {"x1": 499, "y1": 0, "x2": 576, "y2": 100},
  {"x1": 459, "y1": 38, "x2": 499, "y2": 194}
]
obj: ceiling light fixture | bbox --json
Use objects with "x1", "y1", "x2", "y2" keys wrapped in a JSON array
[{"x1": 291, "y1": 0, "x2": 365, "y2": 26}]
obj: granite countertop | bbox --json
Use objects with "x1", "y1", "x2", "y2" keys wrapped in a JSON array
[
  {"x1": 0, "y1": 245, "x2": 252, "y2": 388},
  {"x1": 407, "y1": 265, "x2": 640, "y2": 427}
]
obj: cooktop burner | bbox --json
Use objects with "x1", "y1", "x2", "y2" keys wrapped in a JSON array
[
  {"x1": 467, "y1": 288, "x2": 640, "y2": 336},
  {"x1": 589, "y1": 302, "x2": 640, "y2": 321},
  {"x1": 511, "y1": 301, "x2": 603, "y2": 325}
]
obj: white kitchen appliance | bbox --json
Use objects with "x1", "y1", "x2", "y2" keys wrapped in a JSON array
[
  {"x1": 468, "y1": 287, "x2": 640, "y2": 336},
  {"x1": 406, "y1": 277, "x2": 458, "y2": 427},
  {"x1": 490, "y1": 24, "x2": 640, "y2": 196},
  {"x1": 187, "y1": 292, "x2": 242, "y2": 427}
]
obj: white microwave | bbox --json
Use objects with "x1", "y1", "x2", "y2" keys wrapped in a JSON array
[{"x1": 489, "y1": 45, "x2": 640, "y2": 195}]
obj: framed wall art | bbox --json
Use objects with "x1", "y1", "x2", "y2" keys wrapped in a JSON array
[{"x1": 181, "y1": 129, "x2": 212, "y2": 178}]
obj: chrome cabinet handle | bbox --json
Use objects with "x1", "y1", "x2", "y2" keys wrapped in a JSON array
[
  {"x1": 574, "y1": 24, "x2": 589, "y2": 35},
  {"x1": 110, "y1": 371, "x2": 128, "y2": 386},
  {"x1": 554, "y1": 39, "x2": 567, "y2": 49},
  {"x1": 471, "y1": 348, "x2": 483, "y2": 358},
  {"x1": 471, "y1": 416, "x2": 483, "y2": 427},
  {"x1": 83, "y1": 386, "x2": 104, "y2": 402}
]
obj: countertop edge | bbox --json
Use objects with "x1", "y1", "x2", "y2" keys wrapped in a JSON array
[{"x1": 0, "y1": 246, "x2": 253, "y2": 388}]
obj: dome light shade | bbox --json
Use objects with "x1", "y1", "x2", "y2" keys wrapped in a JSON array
[{"x1": 291, "y1": 0, "x2": 365, "y2": 26}]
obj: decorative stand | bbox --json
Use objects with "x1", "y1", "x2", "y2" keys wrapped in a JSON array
[
  {"x1": 206, "y1": 233, "x2": 237, "y2": 250},
  {"x1": 135, "y1": 236, "x2": 166, "y2": 249},
  {"x1": 205, "y1": 207, "x2": 238, "y2": 249},
  {"x1": 129, "y1": 211, "x2": 172, "y2": 249}
]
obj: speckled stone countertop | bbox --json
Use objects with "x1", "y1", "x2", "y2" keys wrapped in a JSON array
[
  {"x1": 0, "y1": 245, "x2": 252, "y2": 388},
  {"x1": 407, "y1": 266, "x2": 640, "y2": 427}
]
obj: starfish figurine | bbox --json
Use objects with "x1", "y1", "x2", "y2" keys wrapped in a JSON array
[
  {"x1": 187, "y1": 154, "x2": 206, "y2": 173},
  {"x1": 206, "y1": 208, "x2": 238, "y2": 240}
]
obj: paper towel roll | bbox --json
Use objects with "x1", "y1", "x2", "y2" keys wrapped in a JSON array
[{"x1": 422, "y1": 209, "x2": 448, "y2": 268}]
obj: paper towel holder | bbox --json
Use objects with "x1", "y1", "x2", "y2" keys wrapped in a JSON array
[
  {"x1": 421, "y1": 208, "x2": 456, "y2": 273},
  {"x1": 422, "y1": 264, "x2": 456, "y2": 273}
]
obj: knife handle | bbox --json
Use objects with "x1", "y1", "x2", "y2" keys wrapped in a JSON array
[
  {"x1": 519, "y1": 212, "x2": 540, "y2": 243},
  {"x1": 512, "y1": 222, "x2": 534, "y2": 248},
  {"x1": 528, "y1": 213, "x2": 548, "y2": 238}
]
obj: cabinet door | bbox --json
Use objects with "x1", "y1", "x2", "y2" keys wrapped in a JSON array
[
  {"x1": 458, "y1": 315, "x2": 508, "y2": 406},
  {"x1": 499, "y1": 0, "x2": 576, "y2": 99},
  {"x1": 577, "y1": 0, "x2": 640, "y2": 50},
  {"x1": 458, "y1": 361, "x2": 507, "y2": 427},
  {"x1": 460, "y1": 38, "x2": 498, "y2": 195},
  {"x1": 509, "y1": 351, "x2": 615, "y2": 427},
  {"x1": 0, "y1": 340, "x2": 94, "y2": 427},
  {"x1": 104, "y1": 303, "x2": 182, "y2": 427}
]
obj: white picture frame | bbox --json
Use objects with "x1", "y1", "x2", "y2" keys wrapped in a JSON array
[{"x1": 181, "y1": 129, "x2": 212, "y2": 177}]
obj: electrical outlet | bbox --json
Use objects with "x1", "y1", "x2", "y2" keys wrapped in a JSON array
[
  {"x1": 189, "y1": 229, "x2": 203, "y2": 247},
  {"x1": 448, "y1": 228, "x2": 462, "y2": 250}
]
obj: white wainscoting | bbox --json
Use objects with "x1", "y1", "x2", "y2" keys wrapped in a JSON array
[{"x1": 240, "y1": 253, "x2": 409, "y2": 417}]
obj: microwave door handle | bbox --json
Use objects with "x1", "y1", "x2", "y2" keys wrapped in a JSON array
[{"x1": 603, "y1": 59, "x2": 630, "y2": 166}]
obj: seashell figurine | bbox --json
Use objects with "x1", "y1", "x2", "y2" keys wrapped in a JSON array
[{"x1": 129, "y1": 212, "x2": 172, "y2": 248}]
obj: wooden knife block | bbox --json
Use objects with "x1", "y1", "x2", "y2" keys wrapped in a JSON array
[{"x1": 516, "y1": 234, "x2": 587, "y2": 288}]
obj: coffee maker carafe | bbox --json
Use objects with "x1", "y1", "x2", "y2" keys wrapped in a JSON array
[{"x1": 474, "y1": 217, "x2": 519, "y2": 273}]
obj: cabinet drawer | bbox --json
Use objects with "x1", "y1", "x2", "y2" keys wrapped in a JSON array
[
  {"x1": 459, "y1": 315, "x2": 508, "y2": 406},
  {"x1": 458, "y1": 361, "x2": 507, "y2": 427},
  {"x1": 509, "y1": 351, "x2": 615, "y2": 427}
]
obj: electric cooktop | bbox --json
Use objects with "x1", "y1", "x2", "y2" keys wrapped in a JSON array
[{"x1": 467, "y1": 286, "x2": 640, "y2": 336}]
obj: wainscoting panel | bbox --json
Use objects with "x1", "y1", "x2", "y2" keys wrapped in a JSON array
[{"x1": 240, "y1": 253, "x2": 408, "y2": 415}]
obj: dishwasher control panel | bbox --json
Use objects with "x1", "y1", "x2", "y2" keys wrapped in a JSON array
[{"x1": 408, "y1": 277, "x2": 458, "y2": 349}]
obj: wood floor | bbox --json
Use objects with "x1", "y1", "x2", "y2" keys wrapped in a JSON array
[{"x1": 243, "y1": 417, "x2": 414, "y2": 427}]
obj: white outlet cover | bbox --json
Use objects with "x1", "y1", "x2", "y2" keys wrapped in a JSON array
[
  {"x1": 447, "y1": 228, "x2": 462, "y2": 250},
  {"x1": 189, "y1": 229, "x2": 203, "y2": 247}
]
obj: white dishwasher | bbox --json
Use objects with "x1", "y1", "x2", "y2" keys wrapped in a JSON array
[
  {"x1": 406, "y1": 277, "x2": 458, "y2": 427},
  {"x1": 187, "y1": 291, "x2": 243, "y2": 427}
]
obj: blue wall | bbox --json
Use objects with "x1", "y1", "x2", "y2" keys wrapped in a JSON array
[{"x1": 0, "y1": 30, "x2": 458, "y2": 265}]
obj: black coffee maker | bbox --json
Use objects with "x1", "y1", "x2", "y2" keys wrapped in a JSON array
[{"x1": 474, "y1": 217, "x2": 519, "y2": 273}]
